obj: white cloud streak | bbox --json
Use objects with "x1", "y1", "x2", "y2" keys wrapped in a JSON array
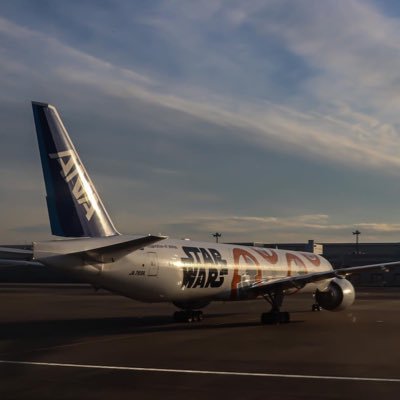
[
  {"x1": 116, "y1": 212, "x2": 400, "y2": 243},
  {"x1": 2, "y1": 3, "x2": 400, "y2": 173}
]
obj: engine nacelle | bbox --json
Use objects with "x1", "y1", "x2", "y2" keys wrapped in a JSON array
[{"x1": 315, "y1": 277, "x2": 355, "y2": 311}]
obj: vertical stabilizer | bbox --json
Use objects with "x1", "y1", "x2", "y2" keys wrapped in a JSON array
[{"x1": 32, "y1": 102, "x2": 119, "y2": 238}]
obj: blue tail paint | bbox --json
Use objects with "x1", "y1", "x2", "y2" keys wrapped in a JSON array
[{"x1": 32, "y1": 102, "x2": 119, "y2": 238}]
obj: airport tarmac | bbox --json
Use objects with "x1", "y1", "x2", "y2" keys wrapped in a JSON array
[{"x1": 0, "y1": 285, "x2": 400, "y2": 399}]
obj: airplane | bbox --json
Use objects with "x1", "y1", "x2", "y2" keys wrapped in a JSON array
[{"x1": 1, "y1": 101, "x2": 400, "y2": 324}]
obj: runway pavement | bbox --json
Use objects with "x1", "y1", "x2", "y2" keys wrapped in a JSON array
[{"x1": 1, "y1": 285, "x2": 400, "y2": 399}]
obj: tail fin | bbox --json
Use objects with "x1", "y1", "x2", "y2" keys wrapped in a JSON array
[{"x1": 32, "y1": 101, "x2": 119, "y2": 238}]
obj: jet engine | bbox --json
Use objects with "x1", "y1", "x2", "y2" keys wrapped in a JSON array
[{"x1": 315, "y1": 277, "x2": 355, "y2": 311}]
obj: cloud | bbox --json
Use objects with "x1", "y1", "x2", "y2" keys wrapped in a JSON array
[
  {"x1": 254, "y1": 1, "x2": 400, "y2": 117},
  {"x1": 132, "y1": 1, "x2": 400, "y2": 169},
  {"x1": 135, "y1": 213, "x2": 400, "y2": 243},
  {"x1": 3, "y1": 4, "x2": 400, "y2": 176},
  {"x1": 3, "y1": 2, "x2": 400, "y2": 242}
]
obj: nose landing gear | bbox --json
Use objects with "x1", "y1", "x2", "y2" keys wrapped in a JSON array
[{"x1": 312, "y1": 303, "x2": 322, "y2": 311}]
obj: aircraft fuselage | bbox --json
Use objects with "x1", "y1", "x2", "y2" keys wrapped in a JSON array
[{"x1": 80, "y1": 239, "x2": 333, "y2": 304}]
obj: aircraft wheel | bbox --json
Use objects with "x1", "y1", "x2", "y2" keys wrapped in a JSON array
[
  {"x1": 261, "y1": 311, "x2": 290, "y2": 325},
  {"x1": 173, "y1": 311, "x2": 184, "y2": 322},
  {"x1": 261, "y1": 312, "x2": 277, "y2": 324},
  {"x1": 173, "y1": 310, "x2": 203, "y2": 323},
  {"x1": 186, "y1": 314, "x2": 194, "y2": 323},
  {"x1": 281, "y1": 312, "x2": 290, "y2": 323},
  {"x1": 194, "y1": 311, "x2": 203, "y2": 322}
]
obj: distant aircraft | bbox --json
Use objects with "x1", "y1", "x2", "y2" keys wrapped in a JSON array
[{"x1": 1, "y1": 101, "x2": 399, "y2": 324}]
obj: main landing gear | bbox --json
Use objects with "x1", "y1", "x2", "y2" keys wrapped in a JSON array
[
  {"x1": 261, "y1": 290, "x2": 290, "y2": 324},
  {"x1": 173, "y1": 310, "x2": 204, "y2": 323}
]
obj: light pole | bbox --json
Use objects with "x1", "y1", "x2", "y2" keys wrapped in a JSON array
[
  {"x1": 352, "y1": 230, "x2": 361, "y2": 254},
  {"x1": 212, "y1": 232, "x2": 222, "y2": 243}
]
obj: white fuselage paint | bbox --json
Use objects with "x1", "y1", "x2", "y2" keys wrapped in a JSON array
[{"x1": 54, "y1": 239, "x2": 333, "y2": 304}]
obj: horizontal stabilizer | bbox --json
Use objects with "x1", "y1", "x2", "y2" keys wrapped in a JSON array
[
  {"x1": 75, "y1": 234, "x2": 167, "y2": 263},
  {"x1": 34, "y1": 234, "x2": 167, "y2": 264}
]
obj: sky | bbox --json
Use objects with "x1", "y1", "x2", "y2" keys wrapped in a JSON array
[{"x1": 2, "y1": 1, "x2": 400, "y2": 244}]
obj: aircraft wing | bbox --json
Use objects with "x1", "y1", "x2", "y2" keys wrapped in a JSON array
[
  {"x1": 0, "y1": 259, "x2": 44, "y2": 267},
  {"x1": 0, "y1": 246, "x2": 33, "y2": 259},
  {"x1": 248, "y1": 260, "x2": 400, "y2": 294},
  {"x1": 0, "y1": 246, "x2": 44, "y2": 268}
]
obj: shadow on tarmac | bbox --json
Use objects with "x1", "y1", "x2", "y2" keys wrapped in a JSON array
[
  {"x1": 0, "y1": 313, "x2": 305, "y2": 359},
  {"x1": 0, "y1": 313, "x2": 305, "y2": 336}
]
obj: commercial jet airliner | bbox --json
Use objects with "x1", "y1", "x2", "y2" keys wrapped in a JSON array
[{"x1": 1, "y1": 102, "x2": 399, "y2": 324}]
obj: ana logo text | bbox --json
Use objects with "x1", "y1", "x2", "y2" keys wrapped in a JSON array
[{"x1": 49, "y1": 150, "x2": 97, "y2": 221}]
